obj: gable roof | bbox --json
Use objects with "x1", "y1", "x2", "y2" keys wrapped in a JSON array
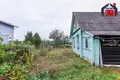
[
  {"x1": 73, "y1": 12, "x2": 120, "y2": 36},
  {"x1": 0, "y1": 20, "x2": 18, "y2": 28}
]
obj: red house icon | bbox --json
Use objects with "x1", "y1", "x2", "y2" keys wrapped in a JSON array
[
  {"x1": 101, "y1": 3, "x2": 118, "y2": 16},
  {"x1": 105, "y1": 9, "x2": 114, "y2": 16}
]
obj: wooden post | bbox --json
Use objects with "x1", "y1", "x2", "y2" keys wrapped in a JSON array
[{"x1": 99, "y1": 41, "x2": 103, "y2": 67}]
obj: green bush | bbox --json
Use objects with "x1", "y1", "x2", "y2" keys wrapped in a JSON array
[
  {"x1": 36, "y1": 71, "x2": 50, "y2": 80},
  {"x1": 0, "y1": 63, "x2": 28, "y2": 80},
  {"x1": 24, "y1": 73, "x2": 36, "y2": 80},
  {"x1": 25, "y1": 71, "x2": 50, "y2": 80}
]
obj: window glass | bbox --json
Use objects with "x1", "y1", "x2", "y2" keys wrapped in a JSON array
[{"x1": 85, "y1": 38, "x2": 88, "y2": 49}]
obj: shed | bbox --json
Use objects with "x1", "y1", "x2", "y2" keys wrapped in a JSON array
[
  {"x1": 0, "y1": 20, "x2": 18, "y2": 44},
  {"x1": 70, "y1": 12, "x2": 120, "y2": 66}
]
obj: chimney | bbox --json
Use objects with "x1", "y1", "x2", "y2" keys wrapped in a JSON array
[{"x1": 113, "y1": 3, "x2": 116, "y2": 6}]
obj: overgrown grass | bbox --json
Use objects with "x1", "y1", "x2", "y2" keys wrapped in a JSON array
[{"x1": 32, "y1": 48, "x2": 120, "y2": 80}]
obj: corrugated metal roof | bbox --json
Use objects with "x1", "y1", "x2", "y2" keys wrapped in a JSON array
[{"x1": 74, "y1": 12, "x2": 120, "y2": 35}]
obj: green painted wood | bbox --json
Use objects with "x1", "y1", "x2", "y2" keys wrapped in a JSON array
[
  {"x1": 93, "y1": 38, "x2": 100, "y2": 65},
  {"x1": 71, "y1": 29, "x2": 81, "y2": 55},
  {"x1": 91, "y1": 37, "x2": 94, "y2": 64},
  {"x1": 80, "y1": 30, "x2": 83, "y2": 58}
]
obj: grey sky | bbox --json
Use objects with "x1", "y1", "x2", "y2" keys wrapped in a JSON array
[{"x1": 0, "y1": 0, "x2": 119, "y2": 40}]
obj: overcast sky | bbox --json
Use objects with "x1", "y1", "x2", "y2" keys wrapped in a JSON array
[{"x1": 0, "y1": 0, "x2": 120, "y2": 40}]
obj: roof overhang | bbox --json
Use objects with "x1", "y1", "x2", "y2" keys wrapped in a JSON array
[
  {"x1": 0, "y1": 20, "x2": 19, "y2": 28},
  {"x1": 88, "y1": 31, "x2": 120, "y2": 36}
]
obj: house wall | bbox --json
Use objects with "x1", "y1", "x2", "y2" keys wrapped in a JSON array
[
  {"x1": 71, "y1": 29, "x2": 81, "y2": 55},
  {"x1": 0, "y1": 34, "x2": 9, "y2": 44},
  {"x1": 70, "y1": 16, "x2": 100, "y2": 65},
  {"x1": 0, "y1": 23, "x2": 14, "y2": 37},
  {"x1": 82, "y1": 31, "x2": 93, "y2": 63},
  {"x1": 71, "y1": 29, "x2": 100, "y2": 65},
  {"x1": 0, "y1": 23, "x2": 14, "y2": 44},
  {"x1": 82, "y1": 31, "x2": 100, "y2": 65},
  {"x1": 93, "y1": 38, "x2": 100, "y2": 65}
]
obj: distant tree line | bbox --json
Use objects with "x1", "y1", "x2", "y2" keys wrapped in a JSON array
[
  {"x1": 24, "y1": 29, "x2": 70, "y2": 48},
  {"x1": 24, "y1": 31, "x2": 41, "y2": 48}
]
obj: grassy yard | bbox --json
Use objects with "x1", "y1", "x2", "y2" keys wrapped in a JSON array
[{"x1": 32, "y1": 48, "x2": 120, "y2": 80}]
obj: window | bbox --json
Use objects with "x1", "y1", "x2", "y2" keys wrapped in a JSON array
[
  {"x1": 85, "y1": 38, "x2": 88, "y2": 49},
  {"x1": 77, "y1": 35, "x2": 79, "y2": 49}
]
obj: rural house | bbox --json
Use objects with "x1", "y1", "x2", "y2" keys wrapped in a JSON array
[
  {"x1": 0, "y1": 20, "x2": 18, "y2": 44},
  {"x1": 70, "y1": 12, "x2": 120, "y2": 66}
]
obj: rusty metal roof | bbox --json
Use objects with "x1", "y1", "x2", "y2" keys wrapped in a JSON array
[{"x1": 74, "y1": 12, "x2": 120, "y2": 36}]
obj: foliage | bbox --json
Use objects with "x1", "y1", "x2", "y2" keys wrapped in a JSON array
[
  {"x1": 0, "y1": 37, "x2": 3, "y2": 44},
  {"x1": 0, "y1": 51, "x2": 16, "y2": 64},
  {"x1": 49, "y1": 28, "x2": 64, "y2": 47},
  {"x1": 0, "y1": 41, "x2": 33, "y2": 80},
  {"x1": 32, "y1": 48, "x2": 118, "y2": 80},
  {"x1": 0, "y1": 63, "x2": 28, "y2": 80},
  {"x1": 24, "y1": 73, "x2": 36, "y2": 80},
  {"x1": 41, "y1": 40, "x2": 51, "y2": 44},
  {"x1": 40, "y1": 46, "x2": 49, "y2": 56},
  {"x1": 33, "y1": 33, "x2": 41, "y2": 48},
  {"x1": 9, "y1": 39, "x2": 23, "y2": 45},
  {"x1": 63, "y1": 35, "x2": 70, "y2": 44},
  {"x1": 24, "y1": 31, "x2": 41, "y2": 48},
  {"x1": 25, "y1": 71, "x2": 50, "y2": 80},
  {"x1": 36, "y1": 71, "x2": 50, "y2": 80},
  {"x1": 52, "y1": 50, "x2": 115, "y2": 80},
  {"x1": 25, "y1": 31, "x2": 34, "y2": 44}
]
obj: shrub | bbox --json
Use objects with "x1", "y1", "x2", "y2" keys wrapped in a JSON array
[
  {"x1": 0, "y1": 63, "x2": 28, "y2": 80},
  {"x1": 24, "y1": 73, "x2": 36, "y2": 80},
  {"x1": 36, "y1": 71, "x2": 50, "y2": 80},
  {"x1": 25, "y1": 71, "x2": 50, "y2": 80}
]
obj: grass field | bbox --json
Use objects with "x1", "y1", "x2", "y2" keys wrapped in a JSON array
[{"x1": 32, "y1": 48, "x2": 120, "y2": 80}]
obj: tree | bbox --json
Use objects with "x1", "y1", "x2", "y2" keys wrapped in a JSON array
[
  {"x1": 33, "y1": 33, "x2": 41, "y2": 48},
  {"x1": 63, "y1": 35, "x2": 70, "y2": 44},
  {"x1": 24, "y1": 31, "x2": 33, "y2": 44},
  {"x1": 49, "y1": 28, "x2": 64, "y2": 47}
]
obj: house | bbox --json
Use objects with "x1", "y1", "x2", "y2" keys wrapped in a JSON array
[
  {"x1": 0, "y1": 20, "x2": 18, "y2": 44},
  {"x1": 70, "y1": 12, "x2": 120, "y2": 66}
]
